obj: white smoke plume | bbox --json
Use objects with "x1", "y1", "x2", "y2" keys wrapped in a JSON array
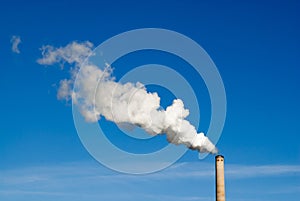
[
  {"x1": 37, "y1": 41, "x2": 218, "y2": 154},
  {"x1": 37, "y1": 41, "x2": 93, "y2": 66}
]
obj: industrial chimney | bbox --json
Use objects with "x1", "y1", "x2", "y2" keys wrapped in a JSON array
[{"x1": 215, "y1": 155, "x2": 225, "y2": 201}]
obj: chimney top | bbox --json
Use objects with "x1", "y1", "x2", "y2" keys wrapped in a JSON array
[{"x1": 215, "y1": 155, "x2": 224, "y2": 159}]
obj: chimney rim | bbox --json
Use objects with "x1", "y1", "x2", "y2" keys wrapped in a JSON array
[{"x1": 215, "y1": 155, "x2": 224, "y2": 159}]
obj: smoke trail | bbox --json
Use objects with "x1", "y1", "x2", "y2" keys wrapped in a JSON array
[{"x1": 38, "y1": 41, "x2": 218, "y2": 154}]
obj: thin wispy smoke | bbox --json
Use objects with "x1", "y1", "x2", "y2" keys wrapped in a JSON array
[
  {"x1": 10, "y1": 35, "x2": 21, "y2": 54},
  {"x1": 37, "y1": 41, "x2": 93, "y2": 66},
  {"x1": 37, "y1": 41, "x2": 218, "y2": 154}
]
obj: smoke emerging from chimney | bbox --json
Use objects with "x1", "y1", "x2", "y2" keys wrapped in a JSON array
[{"x1": 38, "y1": 41, "x2": 218, "y2": 154}]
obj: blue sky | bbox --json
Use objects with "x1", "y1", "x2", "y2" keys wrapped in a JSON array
[{"x1": 0, "y1": 0, "x2": 299, "y2": 200}]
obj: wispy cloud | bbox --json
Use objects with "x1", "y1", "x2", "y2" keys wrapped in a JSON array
[
  {"x1": 1, "y1": 161, "x2": 299, "y2": 185},
  {"x1": 1, "y1": 161, "x2": 299, "y2": 184},
  {"x1": 225, "y1": 164, "x2": 300, "y2": 178},
  {"x1": 10, "y1": 35, "x2": 21, "y2": 54},
  {"x1": 0, "y1": 189, "x2": 212, "y2": 201},
  {"x1": 0, "y1": 161, "x2": 299, "y2": 200},
  {"x1": 137, "y1": 194, "x2": 211, "y2": 201},
  {"x1": 142, "y1": 162, "x2": 300, "y2": 180},
  {"x1": 0, "y1": 189, "x2": 69, "y2": 196}
]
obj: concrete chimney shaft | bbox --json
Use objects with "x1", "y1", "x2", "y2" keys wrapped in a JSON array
[{"x1": 215, "y1": 155, "x2": 225, "y2": 201}]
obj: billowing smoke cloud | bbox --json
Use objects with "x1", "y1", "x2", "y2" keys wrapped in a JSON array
[{"x1": 37, "y1": 41, "x2": 218, "y2": 154}]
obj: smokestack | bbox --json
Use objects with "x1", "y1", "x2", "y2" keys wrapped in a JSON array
[{"x1": 215, "y1": 155, "x2": 225, "y2": 201}]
